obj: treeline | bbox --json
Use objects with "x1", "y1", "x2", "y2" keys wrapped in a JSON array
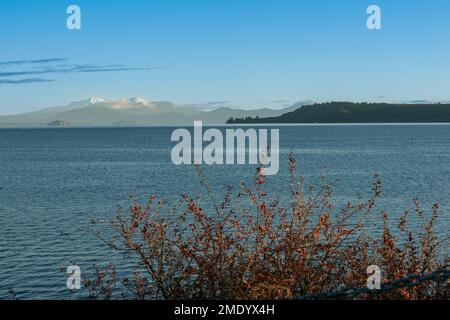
[{"x1": 227, "y1": 102, "x2": 450, "y2": 123}]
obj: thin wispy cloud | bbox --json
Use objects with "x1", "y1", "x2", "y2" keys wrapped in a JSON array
[
  {"x1": 0, "y1": 58, "x2": 68, "y2": 66},
  {"x1": 0, "y1": 65, "x2": 153, "y2": 77},
  {"x1": 0, "y1": 58, "x2": 157, "y2": 85},
  {"x1": 0, "y1": 78, "x2": 54, "y2": 84},
  {"x1": 208, "y1": 101, "x2": 229, "y2": 105}
]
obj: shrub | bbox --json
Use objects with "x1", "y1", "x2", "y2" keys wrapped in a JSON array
[{"x1": 85, "y1": 154, "x2": 449, "y2": 300}]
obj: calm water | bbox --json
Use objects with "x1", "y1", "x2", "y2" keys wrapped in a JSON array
[{"x1": 0, "y1": 125, "x2": 449, "y2": 299}]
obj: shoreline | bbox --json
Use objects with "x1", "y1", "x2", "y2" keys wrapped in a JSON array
[{"x1": 3, "y1": 122, "x2": 450, "y2": 129}]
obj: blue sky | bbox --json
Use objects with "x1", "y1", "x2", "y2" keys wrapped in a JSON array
[{"x1": 1, "y1": 0, "x2": 450, "y2": 114}]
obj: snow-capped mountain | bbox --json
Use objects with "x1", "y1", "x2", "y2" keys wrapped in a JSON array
[{"x1": 0, "y1": 97, "x2": 311, "y2": 127}]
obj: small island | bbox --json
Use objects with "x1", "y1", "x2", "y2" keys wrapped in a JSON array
[{"x1": 46, "y1": 120, "x2": 71, "y2": 127}]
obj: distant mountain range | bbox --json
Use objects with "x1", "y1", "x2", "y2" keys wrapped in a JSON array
[
  {"x1": 227, "y1": 102, "x2": 450, "y2": 124},
  {"x1": 0, "y1": 98, "x2": 313, "y2": 127}
]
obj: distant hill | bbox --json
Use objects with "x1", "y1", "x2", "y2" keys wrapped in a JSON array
[
  {"x1": 227, "y1": 102, "x2": 450, "y2": 124},
  {"x1": 0, "y1": 97, "x2": 312, "y2": 127}
]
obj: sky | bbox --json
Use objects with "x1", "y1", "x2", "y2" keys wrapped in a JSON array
[{"x1": 1, "y1": 0, "x2": 450, "y2": 114}]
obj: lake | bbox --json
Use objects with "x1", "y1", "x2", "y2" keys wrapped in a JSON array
[{"x1": 0, "y1": 124, "x2": 449, "y2": 299}]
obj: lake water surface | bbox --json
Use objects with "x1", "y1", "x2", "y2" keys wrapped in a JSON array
[{"x1": 0, "y1": 125, "x2": 449, "y2": 299}]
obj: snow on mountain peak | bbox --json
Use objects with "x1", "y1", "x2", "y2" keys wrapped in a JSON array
[
  {"x1": 89, "y1": 97, "x2": 108, "y2": 104},
  {"x1": 93, "y1": 97, "x2": 155, "y2": 110}
]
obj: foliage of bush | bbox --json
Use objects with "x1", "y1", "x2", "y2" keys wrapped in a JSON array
[{"x1": 85, "y1": 155, "x2": 449, "y2": 300}]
